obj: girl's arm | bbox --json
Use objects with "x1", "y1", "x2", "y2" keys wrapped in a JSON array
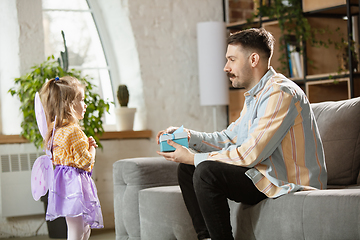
[
  {"x1": 69, "y1": 130, "x2": 97, "y2": 170},
  {"x1": 84, "y1": 137, "x2": 97, "y2": 169},
  {"x1": 84, "y1": 146, "x2": 96, "y2": 169}
]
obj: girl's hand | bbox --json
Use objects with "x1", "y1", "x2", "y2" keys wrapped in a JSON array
[{"x1": 88, "y1": 136, "x2": 98, "y2": 149}]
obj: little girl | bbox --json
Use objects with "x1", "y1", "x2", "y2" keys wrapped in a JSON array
[{"x1": 39, "y1": 76, "x2": 103, "y2": 240}]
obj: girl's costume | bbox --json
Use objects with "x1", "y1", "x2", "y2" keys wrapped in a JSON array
[
  {"x1": 31, "y1": 92, "x2": 103, "y2": 229},
  {"x1": 47, "y1": 123, "x2": 103, "y2": 228}
]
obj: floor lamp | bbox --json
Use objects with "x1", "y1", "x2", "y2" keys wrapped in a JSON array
[{"x1": 197, "y1": 21, "x2": 229, "y2": 131}]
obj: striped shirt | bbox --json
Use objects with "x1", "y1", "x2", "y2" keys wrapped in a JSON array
[
  {"x1": 52, "y1": 123, "x2": 94, "y2": 172},
  {"x1": 190, "y1": 67, "x2": 327, "y2": 198}
]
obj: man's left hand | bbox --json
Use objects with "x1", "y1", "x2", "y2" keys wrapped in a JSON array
[{"x1": 156, "y1": 140, "x2": 195, "y2": 165}]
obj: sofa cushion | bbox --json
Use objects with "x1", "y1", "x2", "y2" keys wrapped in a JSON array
[
  {"x1": 113, "y1": 157, "x2": 179, "y2": 240},
  {"x1": 311, "y1": 97, "x2": 360, "y2": 185},
  {"x1": 139, "y1": 186, "x2": 197, "y2": 240},
  {"x1": 302, "y1": 188, "x2": 360, "y2": 240},
  {"x1": 234, "y1": 188, "x2": 360, "y2": 240},
  {"x1": 233, "y1": 192, "x2": 310, "y2": 240}
]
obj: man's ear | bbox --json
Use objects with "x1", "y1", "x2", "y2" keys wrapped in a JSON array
[{"x1": 249, "y1": 52, "x2": 260, "y2": 67}]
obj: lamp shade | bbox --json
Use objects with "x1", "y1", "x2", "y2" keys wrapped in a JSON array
[{"x1": 197, "y1": 21, "x2": 229, "y2": 106}]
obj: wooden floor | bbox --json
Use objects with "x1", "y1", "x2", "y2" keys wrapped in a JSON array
[{"x1": 4, "y1": 228, "x2": 115, "y2": 240}]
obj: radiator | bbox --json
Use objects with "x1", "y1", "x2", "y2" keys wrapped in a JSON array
[{"x1": 0, "y1": 143, "x2": 45, "y2": 217}]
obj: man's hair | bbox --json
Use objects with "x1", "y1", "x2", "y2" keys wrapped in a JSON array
[{"x1": 227, "y1": 28, "x2": 275, "y2": 60}]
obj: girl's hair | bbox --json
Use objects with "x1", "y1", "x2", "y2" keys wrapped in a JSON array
[{"x1": 39, "y1": 76, "x2": 85, "y2": 148}]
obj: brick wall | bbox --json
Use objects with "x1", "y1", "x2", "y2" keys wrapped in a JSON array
[{"x1": 228, "y1": 0, "x2": 255, "y2": 23}]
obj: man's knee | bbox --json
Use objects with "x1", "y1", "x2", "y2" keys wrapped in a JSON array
[
  {"x1": 193, "y1": 161, "x2": 217, "y2": 185},
  {"x1": 177, "y1": 163, "x2": 195, "y2": 182},
  {"x1": 178, "y1": 162, "x2": 189, "y2": 174},
  {"x1": 178, "y1": 161, "x2": 220, "y2": 187}
]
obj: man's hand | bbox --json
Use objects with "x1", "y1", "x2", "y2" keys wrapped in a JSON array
[
  {"x1": 157, "y1": 140, "x2": 195, "y2": 165},
  {"x1": 156, "y1": 126, "x2": 191, "y2": 144}
]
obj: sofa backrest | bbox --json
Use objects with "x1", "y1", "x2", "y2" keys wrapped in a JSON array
[{"x1": 311, "y1": 97, "x2": 360, "y2": 186}]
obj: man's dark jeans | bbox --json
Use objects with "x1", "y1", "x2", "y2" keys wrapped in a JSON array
[{"x1": 178, "y1": 161, "x2": 267, "y2": 240}]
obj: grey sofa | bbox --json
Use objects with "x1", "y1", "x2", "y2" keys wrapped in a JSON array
[{"x1": 113, "y1": 97, "x2": 360, "y2": 240}]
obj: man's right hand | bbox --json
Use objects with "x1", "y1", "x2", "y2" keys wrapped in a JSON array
[{"x1": 156, "y1": 126, "x2": 191, "y2": 144}]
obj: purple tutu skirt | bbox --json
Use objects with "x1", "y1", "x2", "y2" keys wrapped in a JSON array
[{"x1": 46, "y1": 165, "x2": 104, "y2": 229}]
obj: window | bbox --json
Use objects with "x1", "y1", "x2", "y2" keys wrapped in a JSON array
[{"x1": 42, "y1": 0, "x2": 115, "y2": 124}]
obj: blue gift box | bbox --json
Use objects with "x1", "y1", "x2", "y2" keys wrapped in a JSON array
[{"x1": 159, "y1": 131, "x2": 189, "y2": 152}]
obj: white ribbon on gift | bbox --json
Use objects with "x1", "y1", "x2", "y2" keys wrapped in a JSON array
[{"x1": 159, "y1": 131, "x2": 188, "y2": 142}]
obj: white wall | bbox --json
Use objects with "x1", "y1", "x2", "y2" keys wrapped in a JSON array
[
  {"x1": 129, "y1": 0, "x2": 227, "y2": 133},
  {"x1": 0, "y1": 0, "x2": 227, "y2": 237}
]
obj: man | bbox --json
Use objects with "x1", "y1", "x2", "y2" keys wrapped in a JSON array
[{"x1": 156, "y1": 28, "x2": 327, "y2": 240}]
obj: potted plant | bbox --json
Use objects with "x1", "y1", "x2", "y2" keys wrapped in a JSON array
[{"x1": 115, "y1": 84, "x2": 136, "y2": 131}]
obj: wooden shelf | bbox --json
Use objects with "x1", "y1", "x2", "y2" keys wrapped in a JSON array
[
  {"x1": 305, "y1": 71, "x2": 352, "y2": 81},
  {"x1": 303, "y1": 0, "x2": 359, "y2": 16},
  {"x1": 306, "y1": 78, "x2": 351, "y2": 103},
  {"x1": 0, "y1": 135, "x2": 28, "y2": 144},
  {"x1": 99, "y1": 130, "x2": 152, "y2": 140},
  {"x1": 305, "y1": 73, "x2": 360, "y2": 102},
  {"x1": 226, "y1": 16, "x2": 277, "y2": 30},
  {"x1": 0, "y1": 130, "x2": 152, "y2": 144}
]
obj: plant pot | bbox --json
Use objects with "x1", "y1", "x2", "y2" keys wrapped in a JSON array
[
  {"x1": 115, "y1": 107, "x2": 136, "y2": 131},
  {"x1": 40, "y1": 193, "x2": 67, "y2": 239}
]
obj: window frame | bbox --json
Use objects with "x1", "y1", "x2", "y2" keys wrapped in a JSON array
[{"x1": 42, "y1": 1, "x2": 118, "y2": 125}]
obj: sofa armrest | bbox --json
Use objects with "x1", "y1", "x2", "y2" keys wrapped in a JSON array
[{"x1": 113, "y1": 157, "x2": 179, "y2": 240}]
